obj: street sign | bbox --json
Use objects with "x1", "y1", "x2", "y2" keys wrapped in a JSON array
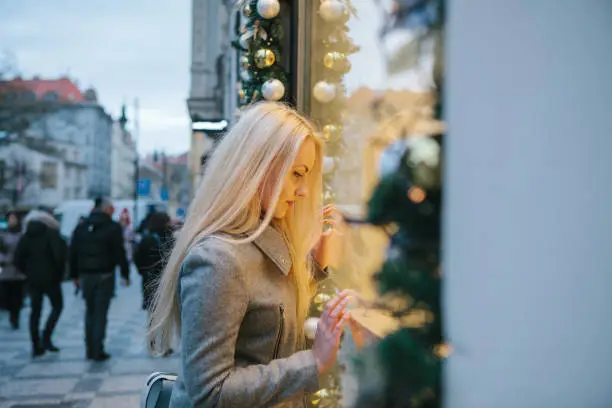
[
  {"x1": 137, "y1": 179, "x2": 150, "y2": 196},
  {"x1": 160, "y1": 187, "x2": 169, "y2": 201}
]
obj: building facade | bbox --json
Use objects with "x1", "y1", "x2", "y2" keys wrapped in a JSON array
[
  {"x1": 7, "y1": 78, "x2": 113, "y2": 199},
  {"x1": 188, "y1": 0, "x2": 237, "y2": 194},
  {"x1": 0, "y1": 140, "x2": 86, "y2": 209}
]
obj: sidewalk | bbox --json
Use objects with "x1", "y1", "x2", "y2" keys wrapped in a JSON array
[{"x1": 0, "y1": 276, "x2": 179, "y2": 408}]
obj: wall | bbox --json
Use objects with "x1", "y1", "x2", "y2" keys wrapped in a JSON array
[
  {"x1": 444, "y1": 2, "x2": 612, "y2": 407},
  {"x1": 0, "y1": 143, "x2": 65, "y2": 208},
  {"x1": 29, "y1": 104, "x2": 112, "y2": 198}
]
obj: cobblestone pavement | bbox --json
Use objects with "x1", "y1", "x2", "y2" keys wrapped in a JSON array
[{"x1": 0, "y1": 275, "x2": 179, "y2": 408}]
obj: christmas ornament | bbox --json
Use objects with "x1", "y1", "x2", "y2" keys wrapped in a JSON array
[
  {"x1": 407, "y1": 136, "x2": 441, "y2": 168},
  {"x1": 239, "y1": 33, "x2": 252, "y2": 49},
  {"x1": 262, "y1": 78, "x2": 285, "y2": 101},
  {"x1": 257, "y1": 0, "x2": 280, "y2": 19},
  {"x1": 319, "y1": 0, "x2": 345, "y2": 22},
  {"x1": 239, "y1": 55, "x2": 250, "y2": 70},
  {"x1": 242, "y1": 4, "x2": 252, "y2": 17},
  {"x1": 313, "y1": 292, "x2": 332, "y2": 312},
  {"x1": 238, "y1": 89, "x2": 246, "y2": 100},
  {"x1": 240, "y1": 70, "x2": 251, "y2": 82},
  {"x1": 304, "y1": 317, "x2": 319, "y2": 340},
  {"x1": 311, "y1": 388, "x2": 337, "y2": 405},
  {"x1": 323, "y1": 51, "x2": 351, "y2": 73},
  {"x1": 313, "y1": 81, "x2": 336, "y2": 104},
  {"x1": 254, "y1": 48, "x2": 276, "y2": 68},
  {"x1": 322, "y1": 124, "x2": 341, "y2": 141},
  {"x1": 323, "y1": 156, "x2": 336, "y2": 174}
]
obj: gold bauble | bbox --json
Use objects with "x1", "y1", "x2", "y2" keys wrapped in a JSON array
[
  {"x1": 311, "y1": 389, "x2": 332, "y2": 405},
  {"x1": 254, "y1": 48, "x2": 276, "y2": 68},
  {"x1": 322, "y1": 124, "x2": 341, "y2": 141},
  {"x1": 323, "y1": 51, "x2": 351, "y2": 73},
  {"x1": 313, "y1": 293, "x2": 332, "y2": 312},
  {"x1": 323, "y1": 51, "x2": 343, "y2": 68},
  {"x1": 238, "y1": 89, "x2": 246, "y2": 100},
  {"x1": 240, "y1": 55, "x2": 250, "y2": 70}
]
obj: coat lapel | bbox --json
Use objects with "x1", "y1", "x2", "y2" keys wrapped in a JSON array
[{"x1": 252, "y1": 226, "x2": 292, "y2": 276}]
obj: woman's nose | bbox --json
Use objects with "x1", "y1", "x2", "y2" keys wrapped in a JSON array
[{"x1": 296, "y1": 184, "x2": 308, "y2": 199}]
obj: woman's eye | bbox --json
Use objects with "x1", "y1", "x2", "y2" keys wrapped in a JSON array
[{"x1": 294, "y1": 171, "x2": 304, "y2": 178}]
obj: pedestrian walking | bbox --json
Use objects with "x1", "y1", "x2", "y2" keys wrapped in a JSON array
[
  {"x1": 134, "y1": 211, "x2": 172, "y2": 313},
  {"x1": 0, "y1": 211, "x2": 26, "y2": 330},
  {"x1": 14, "y1": 210, "x2": 67, "y2": 358},
  {"x1": 70, "y1": 198, "x2": 130, "y2": 362},
  {"x1": 118, "y1": 208, "x2": 135, "y2": 263}
]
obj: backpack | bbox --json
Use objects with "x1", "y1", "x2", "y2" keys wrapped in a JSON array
[{"x1": 141, "y1": 372, "x2": 177, "y2": 408}]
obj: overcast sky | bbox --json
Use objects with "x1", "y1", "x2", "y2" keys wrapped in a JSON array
[
  {"x1": 0, "y1": 0, "x2": 424, "y2": 155},
  {"x1": 0, "y1": 0, "x2": 191, "y2": 155}
]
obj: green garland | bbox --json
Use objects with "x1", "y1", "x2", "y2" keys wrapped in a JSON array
[{"x1": 232, "y1": 0, "x2": 290, "y2": 106}]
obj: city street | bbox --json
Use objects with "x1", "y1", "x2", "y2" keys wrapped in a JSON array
[{"x1": 0, "y1": 276, "x2": 179, "y2": 408}]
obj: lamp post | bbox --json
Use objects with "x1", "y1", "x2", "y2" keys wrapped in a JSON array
[{"x1": 133, "y1": 98, "x2": 140, "y2": 229}]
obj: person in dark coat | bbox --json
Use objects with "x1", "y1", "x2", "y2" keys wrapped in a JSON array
[
  {"x1": 134, "y1": 212, "x2": 173, "y2": 312},
  {"x1": 0, "y1": 211, "x2": 26, "y2": 329},
  {"x1": 14, "y1": 210, "x2": 67, "y2": 357},
  {"x1": 70, "y1": 198, "x2": 130, "y2": 362}
]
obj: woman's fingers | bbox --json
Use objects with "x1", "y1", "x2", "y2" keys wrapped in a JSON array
[
  {"x1": 323, "y1": 290, "x2": 351, "y2": 321},
  {"x1": 333, "y1": 312, "x2": 350, "y2": 340}
]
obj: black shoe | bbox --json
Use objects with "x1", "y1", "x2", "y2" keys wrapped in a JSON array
[
  {"x1": 43, "y1": 342, "x2": 60, "y2": 352},
  {"x1": 9, "y1": 314, "x2": 19, "y2": 330},
  {"x1": 92, "y1": 352, "x2": 111, "y2": 362},
  {"x1": 32, "y1": 347, "x2": 45, "y2": 358}
]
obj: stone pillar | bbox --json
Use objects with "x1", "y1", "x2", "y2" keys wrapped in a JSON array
[
  {"x1": 188, "y1": 0, "x2": 227, "y2": 121},
  {"x1": 444, "y1": 2, "x2": 612, "y2": 407}
]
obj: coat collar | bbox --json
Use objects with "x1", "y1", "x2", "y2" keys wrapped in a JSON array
[{"x1": 252, "y1": 225, "x2": 292, "y2": 276}]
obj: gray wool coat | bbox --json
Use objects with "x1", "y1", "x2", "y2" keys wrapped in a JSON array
[{"x1": 170, "y1": 226, "x2": 324, "y2": 408}]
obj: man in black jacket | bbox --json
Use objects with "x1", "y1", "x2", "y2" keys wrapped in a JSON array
[
  {"x1": 14, "y1": 210, "x2": 67, "y2": 357},
  {"x1": 70, "y1": 198, "x2": 130, "y2": 362}
]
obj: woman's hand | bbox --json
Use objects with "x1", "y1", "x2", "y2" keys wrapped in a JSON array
[
  {"x1": 313, "y1": 204, "x2": 346, "y2": 270},
  {"x1": 312, "y1": 290, "x2": 352, "y2": 375}
]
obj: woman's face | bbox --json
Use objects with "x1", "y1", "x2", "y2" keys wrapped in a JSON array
[
  {"x1": 263, "y1": 137, "x2": 317, "y2": 220},
  {"x1": 7, "y1": 213, "x2": 18, "y2": 228}
]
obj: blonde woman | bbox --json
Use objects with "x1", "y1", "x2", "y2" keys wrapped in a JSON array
[{"x1": 148, "y1": 102, "x2": 353, "y2": 407}]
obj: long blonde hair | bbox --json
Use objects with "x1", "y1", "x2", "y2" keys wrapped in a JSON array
[{"x1": 148, "y1": 102, "x2": 323, "y2": 353}]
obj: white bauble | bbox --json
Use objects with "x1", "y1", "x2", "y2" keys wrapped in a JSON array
[
  {"x1": 319, "y1": 0, "x2": 345, "y2": 22},
  {"x1": 240, "y1": 70, "x2": 251, "y2": 82},
  {"x1": 408, "y1": 136, "x2": 441, "y2": 168},
  {"x1": 262, "y1": 79, "x2": 285, "y2": 101},
  {"x1": 239, "y1": 33, "x2": 251, "y2": 49},
  {"x1": 257, "y1": 0, "x2": 281, "y2": 19},
  {"x1": 323, "y1": 156, "x2": 336, "y2": 174},
  {"x1": 313, "y1": 81, "x2": 336, "y2": 104},
  {"x1": 304, "y1": 317, "x2": 319, "y2": 340}
]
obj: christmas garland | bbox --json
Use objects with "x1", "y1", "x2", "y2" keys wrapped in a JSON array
[
  {"x1": 233, "y1": 0, "x2": 289, "y2": 105},
  {"x1": 309, "y1": 0, "x2": 360, "y2": 205},
  {"x1": 306, "y1": 1, "x2": 359, "y2": 407}
]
